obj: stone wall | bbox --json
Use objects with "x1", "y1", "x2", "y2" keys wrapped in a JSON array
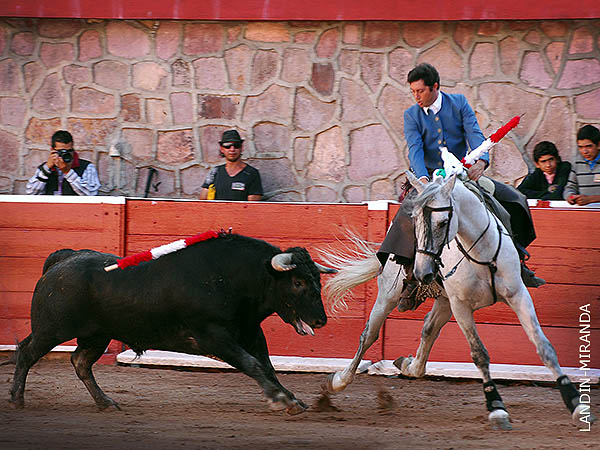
[{"x1": 0, "y1": 18, "x2": 599, "y2": 201}]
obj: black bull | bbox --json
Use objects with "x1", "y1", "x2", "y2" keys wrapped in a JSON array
[{"x1": 10, "y1": 233, "x2": 333, "y2": 415}]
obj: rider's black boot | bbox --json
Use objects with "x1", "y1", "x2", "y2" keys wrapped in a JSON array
[{"x1": 515, "y1": 244, "x2": 546, "y2": 288}]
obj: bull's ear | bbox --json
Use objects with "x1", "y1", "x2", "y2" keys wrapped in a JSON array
[
  {"x1": 271, "y1": 253, "x2": 296, "y2": 271},
  {"x1": 314, "y1": 262, "x2": 337, "y2": 274}
]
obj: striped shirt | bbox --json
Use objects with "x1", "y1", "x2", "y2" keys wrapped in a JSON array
[
  {"x1": 563, "y1": 152, "x2": 600, "y2": 199},
  {"x1": 26, "y1": 161, "x2": 101, "y2": 196}
]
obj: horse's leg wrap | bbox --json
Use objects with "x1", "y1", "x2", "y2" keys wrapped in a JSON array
[
  {"x1": 557, "y1": 375, "x2": 579, "y2": 413},
  {"x1": 483, "y1": 381, "x2": 506, "y2": 412}
]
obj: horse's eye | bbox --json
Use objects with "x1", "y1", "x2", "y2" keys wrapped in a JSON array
[{"x1": 439, "y1": 219, "x2": 449, "y2": 228}]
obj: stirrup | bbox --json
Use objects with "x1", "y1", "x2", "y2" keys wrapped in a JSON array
[{"x1": 521, "y1": 262, "x2": 546, "y2": 288}]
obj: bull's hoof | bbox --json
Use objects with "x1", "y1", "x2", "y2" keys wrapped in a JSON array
[
  {"x1": 489, "y1": 409, "x2": 512, "y2": 431},
  {"x1": 325, "y1": 373, "x2": 346, "y2": 394},
  {"x1": 9, "y1": 397, "x2": 24, "y2": 409},
  {"x1": 267, "y1": 393, "x2": 289, "y2": 412},
  {"x1": 96, "y1": 398, "x2": 121, "y2": 411},
  {"x1": 286, "y1": 399, "x2": 308, "y2": 415}
]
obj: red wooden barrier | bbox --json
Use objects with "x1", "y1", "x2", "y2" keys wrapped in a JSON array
[
  {"x1": 0, "y1": 196, "x2": 125, "y2": 362},
  {"x1": 1, "y1": 196, "x2": 598, "y2": 369}
]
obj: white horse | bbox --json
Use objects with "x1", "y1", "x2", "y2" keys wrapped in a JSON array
[{"x1": 321, "y1": 172, "x2": 592, "y2": 430}]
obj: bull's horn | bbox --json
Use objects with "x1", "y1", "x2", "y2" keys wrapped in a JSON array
[
  {"x1": 404, "y1": 170, "x2": 425, "y2": 194},
  {"x1": 314, "y1": 262, "x2": 337, "y2": 274},
  {"x1": 271, "y1": 253, "x2": 296, "y2": 271}
]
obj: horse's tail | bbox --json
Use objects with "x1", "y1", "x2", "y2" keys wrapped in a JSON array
[{"x1": 318, "y1": 232, "x2": 381, "y2": 315}]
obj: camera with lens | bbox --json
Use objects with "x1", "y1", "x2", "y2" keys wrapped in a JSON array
[{"x1": 57, "y1": 149, "x2": 73, "y2": 163}]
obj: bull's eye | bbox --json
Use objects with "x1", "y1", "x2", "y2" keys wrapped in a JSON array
[{"x1": 293, "y1": 279, "x2": 305, "y2": 289}]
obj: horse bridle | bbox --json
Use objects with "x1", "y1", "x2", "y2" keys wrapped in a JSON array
[
  {"x1": 415, "y1": 201, "x2": 454, "y2": 268},
  {"x1": 418, "y1": 195, "x2": 504, "y2": 303}
]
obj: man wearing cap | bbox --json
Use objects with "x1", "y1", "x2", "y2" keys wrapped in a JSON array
[{"x1": 200, "y1": 129, "x2": 263, "y2": 201}]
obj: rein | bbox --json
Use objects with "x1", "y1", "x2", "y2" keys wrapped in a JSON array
[{"x1": 447, "y1": 211, "x2": 504, "y2": 304}]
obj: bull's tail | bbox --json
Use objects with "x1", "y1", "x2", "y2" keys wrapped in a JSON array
[
  {"x1": 42, "y1": 249, "x2": 77, "y2": 274},
  {"x1": 0, "y1": 351, "x2": 16, "y2": 365},
  {"x1": 0, "y1": 337, "x2": 20, "y2": 365},
  {"x1": 319, "y1": 232, "x2": 381, "y2": 315}
]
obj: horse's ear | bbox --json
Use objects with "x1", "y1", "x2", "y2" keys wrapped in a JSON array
[
  {"x1": 404, "y1": 171, "x2": 425, "y2": 194},
  {"x1": 442, "y1": 174, "x2": 457, "y2": 196}
]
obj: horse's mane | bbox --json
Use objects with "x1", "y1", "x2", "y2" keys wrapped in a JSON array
[{"x1": 403, "y1": 180, "x2": 448, "y2": 215}]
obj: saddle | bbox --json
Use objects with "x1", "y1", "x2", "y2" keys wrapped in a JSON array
[{"x1": 396, "y1": 176, "x2": 544, "y2": 311}]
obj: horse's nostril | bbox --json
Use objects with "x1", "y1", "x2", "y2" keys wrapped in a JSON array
[{"x1": 422, "y1": 273, "x2": 435, "y2": 285}]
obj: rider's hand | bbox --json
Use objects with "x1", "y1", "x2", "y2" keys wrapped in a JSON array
[{"x1": 467, "y1": 160, "x2": 486, "y2": 181}]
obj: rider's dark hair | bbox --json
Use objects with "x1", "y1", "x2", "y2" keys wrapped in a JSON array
[{"x1": 407, "y1": 63, "x2": 440, "y2": 89}]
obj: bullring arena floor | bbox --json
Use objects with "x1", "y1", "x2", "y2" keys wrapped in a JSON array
[{"x1": 1, "y1": 357, "x2": 597, "y2": 449}]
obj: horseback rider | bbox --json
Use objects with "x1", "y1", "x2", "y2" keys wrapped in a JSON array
[{"x1": 378, "y1": 63, "x2": 545, "y2": 310}]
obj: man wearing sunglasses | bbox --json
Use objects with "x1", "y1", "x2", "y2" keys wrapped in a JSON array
[
  {"x1": 26, "y1": 130, "x2": 101, "y2": 196},
  {"x1": 200, "y1": 129, "x2": 263, "y2": 201}
]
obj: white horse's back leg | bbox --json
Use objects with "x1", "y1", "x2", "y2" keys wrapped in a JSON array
[
  {"x1": 506, "y1": 288, "x2": 594, "y2": 426},
  {"x1": 326, "y1": 259, "x2": 404, "y2": 393},
  {"x1": 451, "y1": 301, "x2": 512, "y2": 430},
  {"x1": 394, "y1": 294, "x2": 451, "y2": 377}
]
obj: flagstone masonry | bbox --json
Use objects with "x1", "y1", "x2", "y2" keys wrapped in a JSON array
[{"x1": 0, "y1": 18, "x2": 598, "y2": 200}]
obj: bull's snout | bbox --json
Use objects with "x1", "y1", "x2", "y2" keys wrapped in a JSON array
[{"x1": 312, "y1": 317, "x2": 327, "y2": 329}]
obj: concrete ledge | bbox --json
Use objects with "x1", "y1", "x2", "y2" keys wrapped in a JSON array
[
  {"x1": 0, "y1": 194, "x2": 125, "y2": 204},
  {"x1": 0, "y1": 345, "x2": 76, "y2": 352},
  {"x1": 5, "y1": 346, "x2": 596, "y2": 384},
  {"x1": 368, "y1": 360, "x2": 599, "y2": 384},
  {"x1": 116, "y1": 350, "x2": 372, "y2": 373}
]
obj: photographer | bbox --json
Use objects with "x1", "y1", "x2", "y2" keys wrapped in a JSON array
[{"x1": 26, "y1": 130, "x2": 100, "y2": 196}]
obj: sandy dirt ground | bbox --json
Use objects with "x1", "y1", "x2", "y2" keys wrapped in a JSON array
[{"x1": 1, "y1": 357, "x2": 597, "y2": 449}]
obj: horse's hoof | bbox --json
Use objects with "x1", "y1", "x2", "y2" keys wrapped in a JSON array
[
  {"x1": 393, "y1": 355, "x2": 414, "y2": 376},
  {"x1": 489, "y1": 409, "x2": 512, "y2": 431},
  {"x1": 286, "y1": 399, "x2": 308, "y2": 415},
  {"x1": 572, "y1": 403, "x2": 596, "y2": 428},
  {"x1": 325, "y1": 373, "x2": 345, "y2": 394}
]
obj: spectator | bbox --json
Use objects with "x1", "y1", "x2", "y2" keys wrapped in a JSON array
[
  {"x1": 200, "y1": 130, "x2": 263, "y2": 201},
  {"x1": 26, "y1": 130, "x2": 100, "y2": 196},
  {"x1": 517, "y1": 141, "x2": 571, "y2": 200},
  {"x1": 564, "y1": 125, "x2": 600, "y2": 205}
]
